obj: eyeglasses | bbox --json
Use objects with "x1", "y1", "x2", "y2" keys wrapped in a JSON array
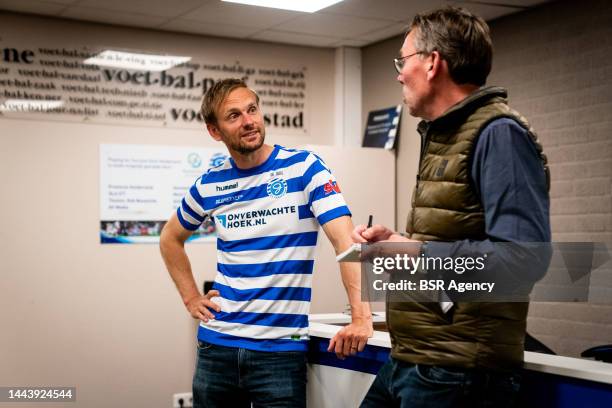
[{"x1": 393, "y1": 51, "x2": 423, "y2": 73}]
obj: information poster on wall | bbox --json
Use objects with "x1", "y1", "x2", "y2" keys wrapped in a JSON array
[
  {"x1": 100, "y1": 144, "x2": 224, "y2": 244},
  {"x1": 362, "y1": 105, "x2": 402, "y2": 149}
]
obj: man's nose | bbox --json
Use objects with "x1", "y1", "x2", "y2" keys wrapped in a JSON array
[
  {"x1": 397, "y1": 73, "x2": 404, "y2": 83},
  {"x1": 241, "y1": 112, "x2": 254, "y2": 127}
]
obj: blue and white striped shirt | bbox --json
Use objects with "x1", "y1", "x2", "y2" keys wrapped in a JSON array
[{"x1": 177, "y1": 145, "x2": 351, "y2": 351}]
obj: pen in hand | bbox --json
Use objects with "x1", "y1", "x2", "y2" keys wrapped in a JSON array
[{"x1": 361, "y1": 215, "x2": 374, "y2": 247}]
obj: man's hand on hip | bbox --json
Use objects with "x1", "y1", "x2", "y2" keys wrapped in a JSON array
[{"x1": 185, "y1": 290, "x2": 222, "y2": 322}]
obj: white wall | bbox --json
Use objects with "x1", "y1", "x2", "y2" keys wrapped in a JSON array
[
  {"x1": 361, "y1": 34, "x2": 420, "y2": 232},
  {"x1": 334, "y1": 47, "x2": 363, "y2": 147}
]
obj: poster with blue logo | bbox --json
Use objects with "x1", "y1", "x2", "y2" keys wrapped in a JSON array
[
  {"x1": 362, "y1": 105, "x2": 402, "y2": 149},
  {"x1": 99, "y1": 144, "x2": 226, "y2": 244}
]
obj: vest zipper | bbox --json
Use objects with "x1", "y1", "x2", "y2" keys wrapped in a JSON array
[{"x1": 416, "y1": 129, "x2": 430, "y2": 184}]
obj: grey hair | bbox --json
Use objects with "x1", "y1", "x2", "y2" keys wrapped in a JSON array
[{"x1": 409, "y1": 6, "x2": 493, "y2": 86}]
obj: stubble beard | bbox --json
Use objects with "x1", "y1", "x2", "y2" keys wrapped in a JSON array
[{"x1": 233, "y1": 127, "x2": 265, "y2": 155}]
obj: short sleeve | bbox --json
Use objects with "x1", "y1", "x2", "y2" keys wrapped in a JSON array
[
  {"x1": 176, "y1": 176, "x2": 209, "y2": 231},
  {"x1": 301, "y1": 153, "x2": 352, "y2": 225}
]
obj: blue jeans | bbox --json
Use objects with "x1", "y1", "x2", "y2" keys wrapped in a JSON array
[
  {"x1": 361, "y1": 358, "x2": 521, "y2": 408},
  {"x1": 193, "y1": 341, "x2": 307, "y2": 408}
]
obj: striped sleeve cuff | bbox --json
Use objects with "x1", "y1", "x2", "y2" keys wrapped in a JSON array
[
  {"x1": 177, "y1": 206, "x2": 201, "y2": 231},
  {"x1": 317, "y1": 206, "x2": 352, "y2": 225}
]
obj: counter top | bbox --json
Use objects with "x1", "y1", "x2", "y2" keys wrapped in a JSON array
[{"x1": 309, "y1": 313, "x2": 612, "y2": 385}]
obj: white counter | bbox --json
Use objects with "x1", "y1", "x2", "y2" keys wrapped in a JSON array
[{"x1": 309, "y1": 313, "x2": 612, "y2": 385}]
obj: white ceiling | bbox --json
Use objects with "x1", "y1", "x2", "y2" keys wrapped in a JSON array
[{"x1": 0, "y1": 0, "x2": 554, "y2": 48}]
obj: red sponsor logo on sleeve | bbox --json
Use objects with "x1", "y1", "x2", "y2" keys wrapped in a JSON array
[{"x1": 323, "y1": 179, "x2": 341, "y2": 195}]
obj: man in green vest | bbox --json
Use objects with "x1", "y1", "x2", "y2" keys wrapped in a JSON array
[{"x1": 354, "y1": 6, "x2": 551, "y2": 407}]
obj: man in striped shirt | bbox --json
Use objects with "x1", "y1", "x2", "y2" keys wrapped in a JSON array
[{"x1": 160, "y1": 78, "x2": 372, "y2": 407}]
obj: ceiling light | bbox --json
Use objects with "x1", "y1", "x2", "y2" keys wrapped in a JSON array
[
  {"x1": 83, "y1": 50, "x2": 191, "y2": 71},
  {"x1": 221, "y1": 0, "x2": 344, "y2": 13},
  {"x1": 0, "y1": 99, "x2": 64, "y2": 112}
]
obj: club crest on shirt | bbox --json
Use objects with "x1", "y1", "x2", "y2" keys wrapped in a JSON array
[
  {"x1": 209, "y1": 152, "x2": 227, "y2": 167},
  {"x1": 266, "y1": 177, "x2": 288, "y2": 198}
]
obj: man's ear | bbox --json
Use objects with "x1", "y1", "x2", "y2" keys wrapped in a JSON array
[
  {"x1": 426, "y1": 51, "x2": 443, "y2": 81},
  {"x1": 207, "y1": 123, "x2": 222, "y2": 141}
]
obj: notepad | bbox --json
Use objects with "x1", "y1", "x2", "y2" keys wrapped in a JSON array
[{"x1": 336, "y1": 243, "x2": 361, "y2": 262}]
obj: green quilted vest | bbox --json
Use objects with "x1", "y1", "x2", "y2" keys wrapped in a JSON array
[{"x1": 388, "y1": 86, "x2": 549, "y2": 370}]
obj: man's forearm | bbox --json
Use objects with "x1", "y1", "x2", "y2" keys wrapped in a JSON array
[
  {"x1": 322, "y1": 216, "x2": 372, "y2": 320},
  {"x1": 160, "y1": 238, "x2": 201, "y2": 305},
  {"x1": 339, "y1": 261, "x2": 372, "y2": 321}
]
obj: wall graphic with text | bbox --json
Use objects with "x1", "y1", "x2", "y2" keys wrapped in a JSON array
[{"x1": 0, "y1": 43, "x2": 308, "y2": 135}]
